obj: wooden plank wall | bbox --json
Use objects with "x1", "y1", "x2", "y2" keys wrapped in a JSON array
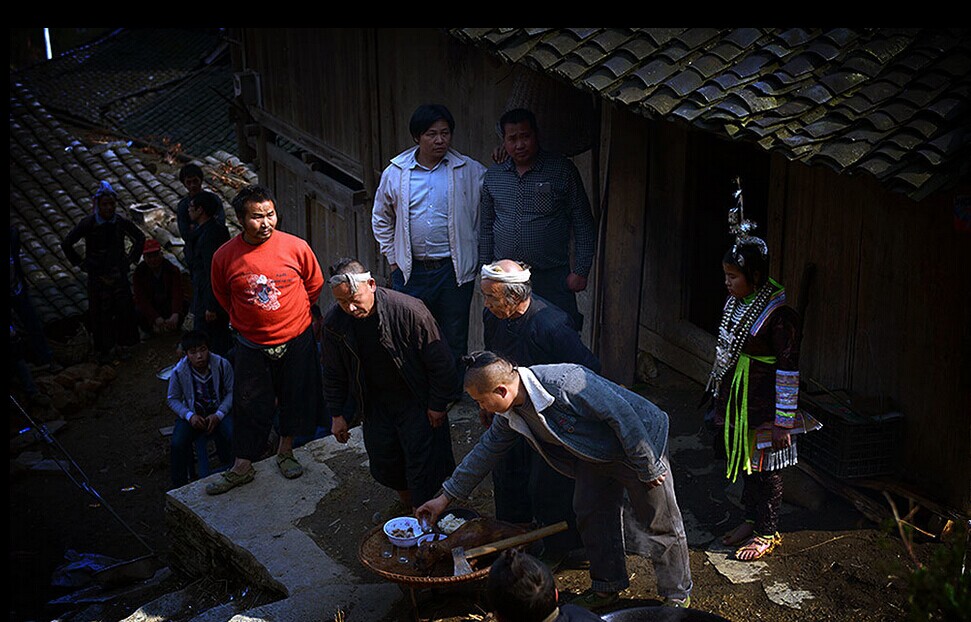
[
  {"x1": 773, "y1": 163, "x2": 969, "y2": 511},
  {"x1": 637, "y1": 121, "x2": 717, "y2": 382},
  {"x1": 241, "y1": 28, "x2": 369, "y2": 180},
  {"x1": 777, "y1": 163, "x2": 863, "y2": 388},
  {"x1": 632, "y1": 120, "x2": 969, "y2": 510}
]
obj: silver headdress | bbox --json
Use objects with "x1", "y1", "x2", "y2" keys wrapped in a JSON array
[{"x1": 728, "y1": 177, "x2": 767, "y2": 266}]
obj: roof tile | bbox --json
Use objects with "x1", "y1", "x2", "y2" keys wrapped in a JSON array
[
  {"x1": 794, "y1": 83, "x2": 834, "y2": 105},
  {"x1": 664, "y1": 68, "x2": 705, "y2": 97},
  {"x1": 724, "y1": 28, "x2": 765, "y2": 49},
  {"x1": 643, "y1": 89, "x2": 682, "y2": 116},
  {"x1": 803, "y1": 118, "x2": 850, "y2": 139},
  {"x1": 591, "y1": 29, "x2": 637, "y2": 53},
  {"x1": 821, "y1": 28, "x2": 859, "y2": 48},
  {"x1": 816, "y1": 140, "x2": 872, "y2": 167},
  {"x1": 688, "y1": 54, "x2": 729, "y2": 79},
  {"x1": 713, "y1": 95, "x2": 751, "y2": 118},
  {"x1": 641, "y1": 28, "x2": 687, "y2": 47},
  {"x1": 731, "y1": 52, "x2": 775, "y2": 79},
  {"x1": 623, "y1": 36, "x2": 660, "y2": 61},
  {"x1": 777, "y1": 28, "x2": 814, "y2": 48},
  {"x1": 709, "y1": 41, "x2": 745, "y2": 63},
  {"x1": 679, "y1": 28, "x2": 722, "y2": 50},
  {"x1": 819, "y1": 71, "x2": 869, "y2": 95},
  {"x1": 632, "y1": 58, "x2": 679, "y2": 87},
  {"x1": 735, "y1": 88, "x2": 780, "y2": 113}
]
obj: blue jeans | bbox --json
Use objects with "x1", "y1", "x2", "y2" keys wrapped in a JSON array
[
  {"x1": 170, "y1": 415, "x2": 234, "y2": 489},
  {"x1": 572, "y1": 454, "x2": 692, "y2": 599},
  {"x1": 392, "y1": 259, "x2": 474, "y2": 364}
]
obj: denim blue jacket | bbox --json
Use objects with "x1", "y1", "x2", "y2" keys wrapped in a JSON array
[
  {"x1": 166, "y1": 353, "x2": 234, "y2": 422},
  {"x1": 442, "y1": 364, "x2": 669, "y2": 501}
]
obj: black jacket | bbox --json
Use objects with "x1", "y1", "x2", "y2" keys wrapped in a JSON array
[
  {"x1": 321, "y1": 287, "x2": 459, "y2": 422},
  {"x1": 482, "y1": 293, "x2": 601, "y2": 373},
  {"x1": 61, "y1": 214, "x2": 144, "y2": 280}
]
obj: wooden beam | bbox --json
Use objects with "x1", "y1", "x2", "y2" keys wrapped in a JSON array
[
  {"x1": 251, "y1": 108, "x2": 364, "y2": 183},
  {"x1": 265, "y1": 143, "x2": 356, "y2": 217},
  {"x1": 598, "y1": 107, "x2": 649, "y2": 385}
]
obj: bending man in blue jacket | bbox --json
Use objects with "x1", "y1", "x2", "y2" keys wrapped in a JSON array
[{"x1": 416, "y1": 351, "x2": 692, "y2": 610}]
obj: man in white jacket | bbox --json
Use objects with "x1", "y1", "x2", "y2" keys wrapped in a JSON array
[{"x1": 371, "y1": 104, "x2": 487, "y2": 367}]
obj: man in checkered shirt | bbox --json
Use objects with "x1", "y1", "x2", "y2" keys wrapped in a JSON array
[{"x1": 478, "y1": 108, "x2": 596, "y2": 331}]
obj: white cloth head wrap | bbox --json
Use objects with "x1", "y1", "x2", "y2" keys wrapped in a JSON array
[
  {"x1": 328, "y1": 272, "x2": 372, "y2": 293},
  {"x1": 480, "y1": 262, "x2": 531, "y2": 283}
]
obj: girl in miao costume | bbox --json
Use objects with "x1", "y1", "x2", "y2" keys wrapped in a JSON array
[{"x1": 706, "y1": 180, "x2": 818, "y2": 561}]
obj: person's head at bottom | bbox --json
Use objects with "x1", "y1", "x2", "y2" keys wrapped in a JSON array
[{"x1": 487, "y1": 549, "x2": 558, "y2": 622}]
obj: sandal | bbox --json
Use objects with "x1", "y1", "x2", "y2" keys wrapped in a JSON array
[
  {"x1": 662, "y1": 596, "x2": 691, "y2": 608},
  {"x1": 734, "y1": 532, "x2": 781, "y2": 561},
  {"x1": 569, "y1": 589, "x2": 619, "y2": 610},
  {"x1": 205, "y1": 466, "x2": 255, "y2": 495},
  {"x1": 721, "y1": 521, "x2": 754, "y2": 546},
  {"x1": 276, "y1": 451, "x2": 304, "y2": 479}
]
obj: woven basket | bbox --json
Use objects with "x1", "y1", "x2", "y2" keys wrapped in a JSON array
[
  {"x1": 49, "y1": 325, "x2": 91, "y2": 366},
  {"x1": 358, "y1": 523, "x2": 522, "y2": 588}
]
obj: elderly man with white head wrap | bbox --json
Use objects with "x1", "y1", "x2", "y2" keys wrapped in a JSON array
[
  {"x1": 479, "y1": 259, "x2": 602, "y2": 568},
  {"x1": 321, "y1": 257, "x2": 460, "y2": 513}
]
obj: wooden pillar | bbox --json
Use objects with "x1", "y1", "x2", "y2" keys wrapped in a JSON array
[{"x1": 598, "y1": 107, "x2": 650, "y2": 385}]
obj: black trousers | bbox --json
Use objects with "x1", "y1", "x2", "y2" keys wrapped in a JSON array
[
  {"x1": 232, "y1": 327, "x2": 323, "y2": 461},
  {"x1": 362, "y1": 396, "x2": 455, "y2": 507}
]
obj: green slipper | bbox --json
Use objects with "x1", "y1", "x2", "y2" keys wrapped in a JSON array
[
  {"x1": 569, "y1": 589, "x2": 619, "y2": 610},
  {"x1": 205, "y1": 466, "x2": 255, "y2": 495},
  {"x1": 276, "y1": 452, "x2": 303, "y2": 479}
]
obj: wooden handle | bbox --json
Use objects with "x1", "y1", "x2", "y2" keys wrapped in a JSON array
[{"x1": 463, "y1": 521, "x2": 568, "y2": 560}]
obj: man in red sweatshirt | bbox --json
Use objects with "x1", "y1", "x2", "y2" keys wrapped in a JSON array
[{"x1": 206, "y1": 185, "x2": 325, "y2": 495}]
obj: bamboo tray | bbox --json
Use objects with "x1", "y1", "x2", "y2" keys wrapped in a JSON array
[{"x1": 357, "y1": 522, "x2": 524, "y2": 588}]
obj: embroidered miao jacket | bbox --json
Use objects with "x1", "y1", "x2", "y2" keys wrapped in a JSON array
[{"x1": 714, "y1": 284, "x2": 802, "y2": 430}]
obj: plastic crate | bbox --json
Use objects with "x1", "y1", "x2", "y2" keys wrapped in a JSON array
[{"x1": 798, "y1": 390, "x2": 903, "y2": 479}]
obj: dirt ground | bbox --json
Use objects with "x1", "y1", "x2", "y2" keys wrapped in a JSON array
[{"x1": 8, "y1": 329, "x2": 954, "y2": 622}]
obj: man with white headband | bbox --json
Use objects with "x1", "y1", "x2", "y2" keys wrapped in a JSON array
[
  {"x1": 321, "y1": 257, "x2": 459, "y2": 513},
  {"x1": 480, "y1": 259, "x2": 601, "y2": 569}
]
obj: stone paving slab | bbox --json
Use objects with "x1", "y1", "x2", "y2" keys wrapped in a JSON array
[{"x1": 165, "y1": 435, "x2": 401, "y2": 621}]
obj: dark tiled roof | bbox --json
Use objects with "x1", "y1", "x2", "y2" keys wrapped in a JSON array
[
  {"x1": 450, "y1": 27, "x2": 971, "y2": 201},
  {"x1": 13, "y1": 27, "x2": 235, "y2": 160},
  {"x1": 9, "y1": 82, "x2": 255, "y2": 328},
  {"x1": 104, "y1": 64, "x2": 239, "y2": 157}
]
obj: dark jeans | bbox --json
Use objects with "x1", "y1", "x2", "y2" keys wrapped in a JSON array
[
  {"x1": 392, "y1": 259, "x2": 474, "y2": 365},
  {"x1": 362, "y1": 396, "x2": 456, "y2": 507},
  {"x1": 530, "y1": 265, "x2": 582, "y2": 332},
  {"x1": 87, "y1": 275, "x2": 139, "y2": 356},
  {"x1": 492, "y1": 435, "x2": 583, "y2": 554},
  {"x1": 170, "y1": 415, "x2": 234, "y2": 488},
  {"x1": 573, "y1": 454, "x2": 692, "y2": 598}
]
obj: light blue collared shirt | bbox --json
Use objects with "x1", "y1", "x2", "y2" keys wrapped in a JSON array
[{"x1": 407, "y1": 153, "x2": 450, "y2": 260}]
